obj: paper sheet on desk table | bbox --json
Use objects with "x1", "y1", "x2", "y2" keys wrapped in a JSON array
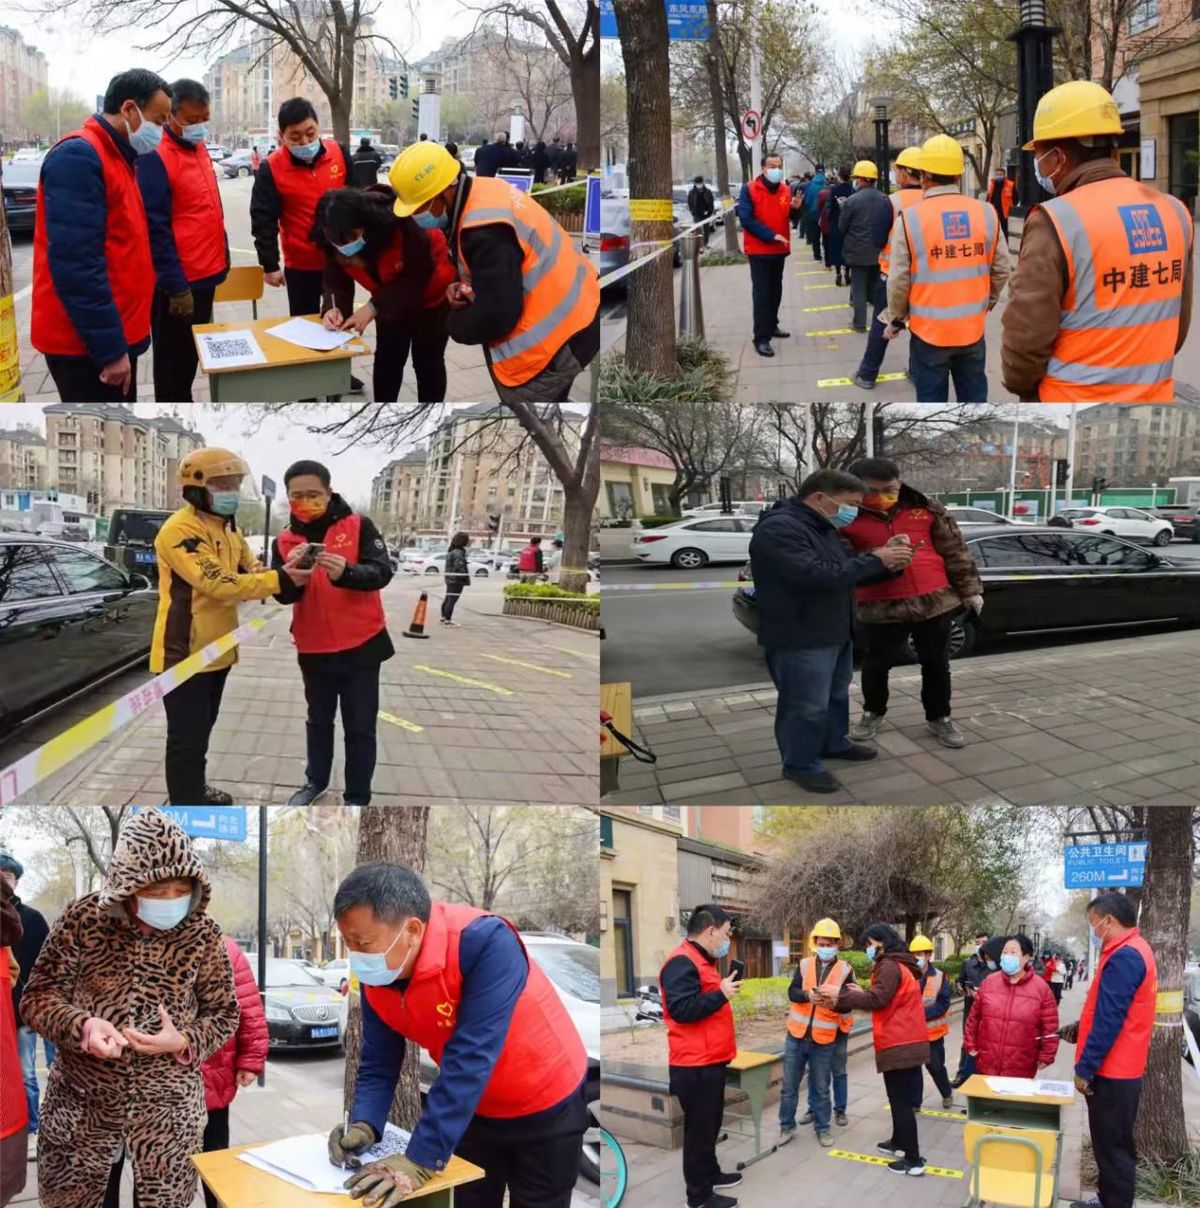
[
  {"x1": 984, "y1": 1076, "x2": 1074, "y2": 1098},
  {"x1": 237, "y1": 1123, "x2": 411, "y2": 1194},
  {"x1": 267, "y1": 316, "x2": 356, "y2": 351}
]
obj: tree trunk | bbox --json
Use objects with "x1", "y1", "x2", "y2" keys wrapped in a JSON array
[
  {"x1": 614, "y1": 0, "x2": 677, "y2": 376},
  {"x1": 572, "y1": 45, "x2": 601, "y2": 171},
  {"x1": 559, "y1": 481, "x2": 595, "y2": 594},
  {"x1": 705, "y1": 0, "x2": 738, "y2": 254},
  {"x1": 1134, "y1": 806, "x2": 1192, "y2": 1163},
  {"x1": 342, "y1": 806, "x2": 430, "y2": 1129}
]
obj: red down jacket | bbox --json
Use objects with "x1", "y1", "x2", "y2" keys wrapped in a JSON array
[
  {"x1": 962, "y1": 966, "x2": 1059, "y2": 1077},
  {"x1": 202, "y1": 936, "x2": 268, "y2": 1110}
]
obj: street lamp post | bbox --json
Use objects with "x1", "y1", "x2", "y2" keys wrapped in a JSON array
[
  {"x1": 871, "y1": 96, "x2": 892, "y2": 191},
  {"x1": 1007, "y1": 1, "x2": 1059, "y2": 218}
]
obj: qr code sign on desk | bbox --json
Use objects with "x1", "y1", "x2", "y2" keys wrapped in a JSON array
[
  {"x1": 208, "y1": 337, "x2": 256, "y2": 358},
  {"x1": 198, "y1": 329, "x2": 268, "y2": 369}
]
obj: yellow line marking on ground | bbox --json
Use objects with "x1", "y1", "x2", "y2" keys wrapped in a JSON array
[
  {"x1": 806, "y1": 328, "x2": 854, "y2": 336},
  {"x1": 794, "y1": 269, "x2": 828, "y2": 276},
  {"x1": 378, "y1": 711, "x2": 424, "y2": 733},
  {"x1": 803, "y1": 283, "x2": 840, "y2": 290},
  {"x1": 803, "y1": 303, "x2": 852, "y2": 312},
  {"x1": 817, "y1": 372, "x2": 907, "y2": 387},
  {"x1": 481, "y1": 653, "x2": 572, "y2": 678},
  {"x1": 412, "y1": 665, "x2": 514, "y2": 695},
  {"x1": 548, "y1": 644, "x2": 600, "y2": 661},
  {"x1": 828, "y1": 1149, "x2": 963, "y2": 1178},
  {"x1": 884, "y1": 1103, "x2": 966, "y2": 1121}
]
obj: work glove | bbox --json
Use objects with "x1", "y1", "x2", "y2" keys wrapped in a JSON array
[
  {"x1": 168, "y1": 289, "x2": 194, "y2": 319},
  {"x1": 328, "y1": 1120, "x2": 377, "y2": 1166},
  {"x1": 345, "y1": 1154, "x2": 435, "y2": 1206}
]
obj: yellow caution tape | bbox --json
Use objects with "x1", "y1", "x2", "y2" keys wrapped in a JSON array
[
  {"x1": 628, "y1": 198, "x2": 675, "y2": 221},
  {"x1": 818, "y1": 372, "x2": 907, "y2": 387},
  {"x1": 721, "y1": 196, "x2": 735, "y2": 209},
  {"x1": 828, "y1": 1149, "x2": 962, "y2": 1179},
  {"x1": 1156, "y1": 990, "x2": 1184, "y2": 1013},
  {"x1": 803, "y1": 303, "x2": 853, "y2": 312},
  {"x1": 806, "y1": 328, "x2": 855, "y2": 336},
  {"x1": 378, "y1": 711, "x2": 424, "y2": 733},
  {"x1": 412, "y1": 665, "x2": 515, "y2": 696},
  {"x1": 480, "y1": 653, "x2": 572, "y2": 679}
]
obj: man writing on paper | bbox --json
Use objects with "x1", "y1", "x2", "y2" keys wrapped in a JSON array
[{"x1": 329, "y1": 863, "x2": 589, "y2": 1207}]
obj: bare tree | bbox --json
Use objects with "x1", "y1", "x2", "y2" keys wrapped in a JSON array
[
  {"x1": 25, "y1": 805, "x2": 128, "y2": 876},
  {"x1": 484, "y1": 31, "x2": 577, "y2": 143}
]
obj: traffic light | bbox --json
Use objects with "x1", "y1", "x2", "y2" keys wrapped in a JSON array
[
  {"x1": 872, "y1": 409, "x2": 886, "y2": 455},
  {"x1": 1092, "y1": 475, "x2": 1108, "y2": 498},
  {"x1": 399, "y1": 73, "x2": 409, "y2": 99},
  {"x1": 388, "y1": 76, "x2": 398, "y2": 100},
  {"x1": 488, "y1": 513, "x2": 501, "y2": 534},
  {"x1": 412, "y1": 98, "x2": 420, "y2": 121},
  {"x1": 1054, "y1": 458, "x2": 1068, "y2": 488}
]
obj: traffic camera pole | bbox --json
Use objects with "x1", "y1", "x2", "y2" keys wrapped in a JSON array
[{"x1": 1008, "y1": 1, "x2": 1059, "y2": 219}]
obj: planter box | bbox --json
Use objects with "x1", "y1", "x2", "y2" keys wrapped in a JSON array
[
  {"x1": 555, "y1": 211, "x2": 584, "y2": 233},
  {"x1": 503, "y1": 596, "x2": 599, "y2": 630}
]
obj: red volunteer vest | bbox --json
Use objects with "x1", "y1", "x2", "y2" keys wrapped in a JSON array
[
  {"x1": 1077, "y1": 928, "x2": 1157, "y2": 1079},
  {"x1": 660, "y1": 941, "x2": 737, "y2": 1067},
  {"x1": 277, "y1": 514, "x2": 385, "y2": 654},
  {"x1": 341, "y1": 226, "x2": 457, "y2": 311},
  {"x1": 364, "y1": 903, "x2": 586, "y2": 1117},
  {"x1": 872, "y1": 959, "x2": 928, "y2": 1053},
  {"x1": 0, "y1": 946, "x2": 28, "y2": 1142},
  {"x1": 153, "y1": 133, "x2": 227, "y2": 283},
  {"x1": 742, "y1": 176, "x2": 792, "y2": 257},
  {"x1": 31, "y1": 116, "x2": 153, "y2": 357},
  {"x1": 841, "y1": 505, "x2": 950, "y2": 602},
  {"x1": 268, "y1": 140, "x2": 348, "y2": 271},
  {"x1": 517, "y1": 545, "x2": 540, "y2": 572}
]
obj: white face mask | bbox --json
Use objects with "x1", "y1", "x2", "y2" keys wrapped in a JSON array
[{"x1": 1034, "y1": 150, "x2": 1061, "y2": 196}]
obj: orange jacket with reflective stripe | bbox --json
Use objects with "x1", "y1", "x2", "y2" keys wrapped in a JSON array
[
  {"x1": 787, "y1": 956, "x2": 853, "y2": 1042},
  {"x1": 1076, "y1": 928, "x2": 1157, "y2": 1079},
  {"x1": 879, "y1": 186, "x2": 921, "y2": 276},
  {"x1": 456, "y1": 176, "x2": 599, "y2": 387},
  {"x1": 922, "y1": 967, "x2": 949, "y2": 1041},
  {"x1": 903, "y1": 193, "x2": 999, "y2": 347},
  {"x1": 1036, "y1": 179, "x2": 1193, "y2": 403}
]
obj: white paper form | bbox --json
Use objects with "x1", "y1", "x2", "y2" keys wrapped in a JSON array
[
  {"x1": 196, "y1": 329, "x2": 268, "y2": 370},
  {"x1": 267, "y1": 316, "x2": 356, "y2": 351},
  {"x1": 237, "y1": 1124, "x2": 411, "y2": 1195}
]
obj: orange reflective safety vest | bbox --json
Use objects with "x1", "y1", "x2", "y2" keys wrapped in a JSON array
[
  {"x1": 990, "y1": 178, "x2": 1016, "y2": 221},
  {"x1": 903, "y1": 193, "x2": 999, "y2": 347},
  {"x1": 879, "y1": 186, "x2": 922, "y2": 277},
  {"x1": 267, "y1": 140, "x2": 349, "y2": 271},
  {"x1": 1036, "y1": 178, "x2": 1194, "y2": 402},
  {"x1": 872, "y1": 959, "x2": 928, "y2": 1054},
  {"x1": 363, "y1": 902, "x2": 587, "y2": 1118},
  {"x1": 1076, "y1": 927, "x2": 1157, "y2": 1079},
  {"x1": 787, "y1": 956, "x2": 853, "y2": 1043},
  {"x1": 922, "y1": 967, "x2": 949, "y2": 1041},
  {"x1": 660, "y1": 940, "x2": 737, "y2": 1067},
  {"x1": 456, "y1": 176, "x2": 599, "y2": 387}
]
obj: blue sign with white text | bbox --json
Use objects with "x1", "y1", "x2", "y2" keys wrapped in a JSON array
[
  {"x1": 499, "y1": 173, "x2": 534, "y2": 193},
  {"x1": 136, "y1": 806, "x2": 247, "y2": 842},
  {"x1": 1118, "y1": 204, "x2": 1165, "y2": 254},
  {"x1": 600, "y1": 0, "x2": 710, "y2": 40},
  {"x1": 1063, "y1": 842, "x2": 1147, "y2": 889}
]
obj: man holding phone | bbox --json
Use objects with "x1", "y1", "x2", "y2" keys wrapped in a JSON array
[{"x1": 660, "y1": 904, "x2": 743, "y2": 1208}]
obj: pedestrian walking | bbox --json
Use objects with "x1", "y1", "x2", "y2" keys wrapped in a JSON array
[
  {"x1": 842, "y1": 457, "x2": 984, "y2": 750},
  {"x1": 0, "y1": 876, "x2": 27, "y2": 1208},
  {"x1": 350, "y1": 136, "x2": 384, "y2": 187},
  {"x1": 1044, "y1": 952, "x2": 1066, "y2": 1005},
  {"x1": 442, "y1": 530, "x2": 471, "y2": 626},
  {"x1": 838, "y1": 160, "x2": 893, "y2": 332},
  {"x1": 803, "y1": 164, "x2": 827, "y2": 260},
  {"x1": 987, "y1": 167, "x2": 1018, "y2": 240},
  {"x1": 736, "y1": 152, "x2": 803, "y2": 358},
  {"x1": 822, "y1": 165, "x2": 854, "y2": 285},
  {"x1": 687, "y1": 175, "x2": 716, "y2": 246},
  {"x1": 910, "y1": 936, "x2": 954, "y2": 1109},
  {"x1": 1066, "y1": 958, "x2": 1076, "y2": 991},
  {"x1": 879, "y1": 134, "x2": 1009, "y2": 401},
  {"x1": 951, "y1": 931, "x2": 993, "y2": 1087},
  {"x1": 1001, "y1": 80, "x2": 1193, "y2": 402},
  {"x1": 517, "y1": 534, "x2": 545, "y2": 582}
]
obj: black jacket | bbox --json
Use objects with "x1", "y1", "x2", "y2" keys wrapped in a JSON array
[
  {"x1": 351, "y1": 145, "x2": 384, "y2": 187},
  {"x1": 956, "y1": 952, "x2": 991, "y2": 995},
  {"x1": 837, "y1": 185, "x2": 893, "y2": 267},
  {"x1": 661, "y1": 940, "x2": 728, "y2": 1025},
  {"x1": 10, "y1": 895, "x2": 50, "y2": 1028},
  {"x1": 687, "y1": 185, "x2": 715, "y2": 221},
  {"x1": 749, "y1": 497, "x2": 889, "y2": 649},
  {"x1": 445, "y1": 547, "x2": 470, "y2": 580}
]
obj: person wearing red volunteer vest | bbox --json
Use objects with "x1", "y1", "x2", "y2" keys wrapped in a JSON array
[
  {"x1": 816, "y1": 923, "x2": 930, "y2": 1176},
  {"x1": 271, "y1": 460, "x2": 393, "y2": 810},
  {"x1": 329, "y1": 863, "x2": 589, "y2": 1208},
  {"x1": 1, "y1": 877, "x2": 28, "y2": 1207},
  {"x1": 736, "y1": 151, "x2": 803, "y2": 358},
  {"x1": 135, "y1": 78, "x2": 230, "y2": 402},
  {"x1": 31, "y1": 68, "x2": 170, "y2": 402},
  {"x1": 842, "y1": 457, "x2": 983, "y2": 752},
  {"x1": 311, "y1": 187, "x2": 455, "y2": 401},
  {"x1": 1060, "y1": 892, "x2": 1158, "y2": 1208},
  {"x1": 909, "y1": 935, "x2": 956, "y2": 1109},
  {"x1": 660, "y1": 904, "x2": 743, "y2": 1208},
  {"x1": 517, "y1": 536, "x2": 545, "y2": 582}
]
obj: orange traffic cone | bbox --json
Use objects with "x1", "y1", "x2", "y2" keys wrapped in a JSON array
[{"x1": 402, "y1": 591, "x2": 431, "y2": 639}]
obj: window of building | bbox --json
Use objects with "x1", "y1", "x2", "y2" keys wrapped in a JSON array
[
  {"x1": 612, "y1": 889, "x2": 635, "y2": 997},
  {"x1": 1128, "y1": 0, "x2": 1158, "y2": 32}
]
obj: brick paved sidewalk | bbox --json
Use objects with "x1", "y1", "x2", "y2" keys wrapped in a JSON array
[{"x1": 602, "y1": 629, "x2": 1200, "y2": 806}]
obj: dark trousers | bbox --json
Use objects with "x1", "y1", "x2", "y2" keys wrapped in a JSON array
[
  {"x1": 856, "y1": 275, "x2": 892, "y2": 383},
  {"x1": 908, "y1": 333, "x2": 988, "y2": 402},
  {"x1": 163, "y1": 667, "x2": 230, "y2": 804},
  {"x1": 1085, "y1": 1075, "x2": 1141, "y2": 1208},
  {"x1": 806, "y1": 215, "x2": 822, "y2": 260},
  {"x1": 374, "y1": 312, "x2": 450, "y2": 401},
  {"x1": 860, "y1": 612, "x2": 953, "y2": 721},
  {"x1": 882, "y1": 1065, "x2": 923, "y2": 1163},
  {"x1": 924, "y1": 1036, "x2": 953, "y2": 1099},
  {"x1": 748, "y1": 254, "x2": 786, "y2": 343},
  {"x1": 151, "y1": 284, "x2": 215, "y2": 402},
  {"x1": 669, "y1": 1063, "x2": 728, "y2": 1207},
  {"x1": 849, "y1": 264, "x2": 879, "y2": 330},
  {"x1": 764, "y1": 642, "x2": 854, "y2": 775},
  {"x1": 301, "y1": 658, "x2": 381, "y2": 804},
  {"x1": 1050, "y1": 982, "x2": 1063, "y2": 1004},
  {"x1": 103, "y1": 1107, "x2": 227, "y2": 1208},
  {"x1": 955, "y1": 996, "x2": 978, "y2": 1079},
  {"x1": 441, "y1": 575, "x2": 467, "y2": 621},
  {"x1": 45, "y1": 352, "x2": 139, "y2": 402},
  {"x1": 284, "y1": 266, "x2": 324, "y2": 316}
]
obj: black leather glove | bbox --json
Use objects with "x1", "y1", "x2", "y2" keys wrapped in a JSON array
[
  {"x1": 328, "y1": 1120, "x2": 377, "y2": 1166},
  {"x1": 168, "y1": 289, "x2": 194, "y2": 319},
  {"x1": 345, "y1": 1154, "x2": 435, "y2": 1206}
]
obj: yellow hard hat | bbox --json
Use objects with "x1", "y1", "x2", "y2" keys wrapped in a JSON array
[
  {"x1": 919, "y1": 134, "x2": 965, "y2": 176},
  {"x1": 178, "y1": 447, "x2": 250, "y2": 487},
  {"x1": 850, "y1": 159, "x2": 878, "y2": 180},
  {"x1": 1023, "y1": 80, "x2": 1123, "y2": 150},
  {"x1": 909, "y1": 934, "x2": 934, "y2": 953},
  {"x1": 389, "y1": 141, "x2": 462, "y2": 217},
  {"x1": 894, "y1": 146, "x2": 923, "y2": 172},
  {"x1": 810, "y1": 917, "x2": 842, "y2": 944}
]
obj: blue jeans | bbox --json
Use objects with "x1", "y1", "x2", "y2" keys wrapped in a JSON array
[
  {"x1": 855, "y1": 276, "x2": 891, "y2": 383},
  {"x1": 18, "y1": 1024, "x2": 56, "y2": 1133},
  {"x1": 908, "y1": 333, "x2": 988, "y2": 402},
  {"x1": 764, "y1": 643, "x2": 854, "y2": 775},
  {"x1": 778, "y1": 1031, "x2": 849, "y2": 1132}
]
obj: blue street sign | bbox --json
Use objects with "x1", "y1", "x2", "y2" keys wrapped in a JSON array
[
  {"x1": 585, "y1": 175, "x2": 602, "y2": 237},
  {"x1": 499, "y1": 172, "x2": 534, "y2": 193},
  {"x1": 600, "y1": 0, "x2": 710, "y2": 40},
  {"x1": 135, "y1": 806, "x2": 247, "y2": 842},
  {"x1": 261, "y1": 475, "x2": 276, "y2": 499},
  {"x1": 1063, "y1": 841, "x2": 1147, "y2": 889}
]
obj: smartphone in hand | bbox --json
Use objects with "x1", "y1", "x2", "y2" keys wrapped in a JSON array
[
  {"x1": 295, "y1": 542, "x2": 326, "y2": 569},
  {"x1": 729, "y1": 959, "x2": 746, "y2": 982}
]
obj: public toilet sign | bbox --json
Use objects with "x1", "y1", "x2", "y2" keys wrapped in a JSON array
[
  {"x1": 1063, "y1": 841, "x2": 1147, "y2": 889},
  {"x1": 741, "y1": 109, "x2": 762, "y2": 143},
  {"x1": 135, "y1": 805, "x2": 248, "y2": 841},
  {"x1": 599, "y1": 0, "x2": 710, "y2": 40}
]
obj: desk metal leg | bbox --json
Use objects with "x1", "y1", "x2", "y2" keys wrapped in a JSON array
[{"x1": 733, "y1": 1066, "x2": 774, "y2": 1171}]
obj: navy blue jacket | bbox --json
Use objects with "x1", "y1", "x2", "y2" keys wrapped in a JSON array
[
  {"x1": 749, "y1": 497, "x2": 888, "y2": 649},
  {"x1": 920, "y1": 964, "x2": 952, "y2": 1022},
  {"x1": 1076, "y1": 944, "x2": 1149, "y2": 1082},
  {"x1": 473, "y1": 142, "x2": 501, "y2": 177}
]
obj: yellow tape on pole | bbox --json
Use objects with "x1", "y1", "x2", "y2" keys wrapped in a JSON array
[
  {"x1": 628, "y1": 199, "x2": 675, "y2": 221},
  {"x1": 1156, "y1": 989, "x2": 1184, "y2": 1013}
]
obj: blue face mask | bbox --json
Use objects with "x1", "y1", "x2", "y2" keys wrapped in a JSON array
[
  {"x1": 289, "y1": 140, "x2": 321, "y2": 162},
  {"x1": 348, "y1": 929, "x2": 417, "y2": 987},
  {"x1": 866, "y1": 945, "x2": 879, "y2": 962},
  {"x1": 1034, "y1": 150, "x2": 1059, "y2": 196},
  {"x1": 815, "y1": 946, "x2": 837, "y2": 962},
  {"x1": 128, "y1": 108, "x2": 163, "y2": 156},
  {"x1": 1000, "y1": 954, "x2": 1022, "y2": 975},
  {"x1": 986, "y1": 959, "x2": 998, "y2": 971},
  {"x1": 335, "y1": 236, "x2": 366, "y2": 257},
  {"x1": 916, "y1": 955, "x2": 927, "y2": 970},
  {"x1": 136, "y1": 893, "x2": 191, "y2": 930},
  {"x1": 208, "y1": 489, "x2": 240, "y2": 516},
  {"x1": 180, "y1": 122, "x2": 208, "y2": 144},
  {"x1": 713, "y1": 938, "x2": 731, "y2": 959},
  {"x1": 414, "y1": 208, "x2": 447, "y2": 230},
  {"x1": 828, "y1": 502, "x2": 859, "y2": 529},
  {"x1": 764, "y1": 167, "x2": 784, "y2": 184}
]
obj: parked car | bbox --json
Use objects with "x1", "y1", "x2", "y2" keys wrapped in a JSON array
[
  {"x1": 600, "y1": 194, "x2": 682, "y2": 289},
  {"x1": 1151, "y1": 503, "x2": 1200, "y2": 542},
  {"x1": 1058, "y1": 505, "x2": 1174, "y2": 545},
  {"x1": 406, "y1": 552, "x2": 495, "y2": 577},
  {"x1": 0, "y1": 534, "x2": 156, "y2": 737},
  {"x1": 1, "y1": 153, "x2": 44, "y2": 233},
  {"x1": 315, "y1": 958, "x2": 350, "y2": 994},
  {"x1": 632, "y1": 515, "x2": 757, "y2": 569},
  {"x1": 945, "y1": 506, "x2": 1022, "y2": 526},
  {"x1": 682, "y1": 501, "x2": 769, "y2": 519},
  {"x1": 250, "y1": 958, "x2": 348, "y2": 1050},
  {"x1": 102, "y1": 507, "x2": 173, "y2": 579},
  {"x1": 222, "y1": 148, "x2": 257, "y2": 177},
  {"x1": 206, "y1": 144, "x2": 230, "y2": 161}
]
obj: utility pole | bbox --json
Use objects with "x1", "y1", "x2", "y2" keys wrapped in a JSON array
[
  {"x1": 748, "y1": 0, "x2": 762, "y2": 164},
  {"x1": 1064, "y1": 405, "x2": 1078, "y2": 511},
  {"x1": 1007, "y1": 408, "x2": 1021, "y2": 519},
  {"x1": 705, "y1": 0, "x2": 738, "y2": 254},
  {"x1": 1007, "y1": 1, "x2": 1059, "y2": 229}
]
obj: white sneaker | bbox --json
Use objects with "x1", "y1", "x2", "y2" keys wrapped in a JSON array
[
  {"x1": 27, "y1": 1133, "x2": 37, "y2": 1161},
  {"x1": 849, "y1": 711, "x2": 884, "y2": 741}
]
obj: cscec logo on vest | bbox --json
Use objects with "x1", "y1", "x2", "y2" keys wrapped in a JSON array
[
  {"x1": 1119, "y1": 204, "x2": 1166, "y2": 255},
  {"x1": 941, "y1": 211, "x2": 970, "y2": 240}
]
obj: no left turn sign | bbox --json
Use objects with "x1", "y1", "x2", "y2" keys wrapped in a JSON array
[{"x1": 741, "y1": 109, "x2": 762, "y2": 143}]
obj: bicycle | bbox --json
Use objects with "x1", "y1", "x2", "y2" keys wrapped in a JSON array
[{"x1": 586, "y1": 1123, "x2": 628, "y2": 1208}]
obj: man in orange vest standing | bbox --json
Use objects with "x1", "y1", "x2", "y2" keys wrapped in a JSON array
[
  {"x1": 660, "y1": 904, "x2": 743, "y2": 1208},
  {"x1": 1001, "y1": 80, "x2": 1194, "y2": 403},
  {"x1": 136, "y1": 78, "x2": 230, "y2": 402},
  {"x1": 987, "y1": 167, "x2": 1018, "y2": 240},
  {"x1": 878, "y1": 134, "x2": 1010, "y2": 402},
  {"x1": 1059, "y1": 892, "x2": 1158, "y2": 1208},
  {"x1": 910, "y1": 935, "x2": 954, "y2": 1110},
  {"x1": 389, "y1": 142, "x2": 599, "y2": 403},
  {"x1": 329, "y1": 862, "x2": 589, "y2": 1207},
  {"x1": 779, "y1": 919, "x2": 855, "y2": 1148}
]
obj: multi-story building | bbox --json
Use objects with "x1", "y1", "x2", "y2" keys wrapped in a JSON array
[
  {"x1": 599, "y1": 445, "x2": 677, "y2": 520},
  {"x1": 150, "y1": 414, "x2": 207, "y2": 500},
  {"x1": 370, "y1": 448, "x2": 428, "y2": 540},
  {"x1": 0, "y1": 24, "x2": 48, "y2": 146},
  {"x1": 0, "y1": 424, "x2": 47, "y2": 489},
  {"x1": 1073, "y1": 402, "x2": 1200, "y2": 485}
]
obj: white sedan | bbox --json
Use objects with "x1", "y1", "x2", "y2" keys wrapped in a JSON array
[
  {"x1": 406, "y1": 553, "x2": 496, "y2": 577},
  {"x1": 632, "y1": 516, "x2": 755, "y2": 569},
  {"x1": 1059, "y1": 505, "x2": 1174, "y2": 546}
]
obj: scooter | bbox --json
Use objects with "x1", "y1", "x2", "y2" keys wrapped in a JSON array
[{"x1": 633, "y1": 984, "x2": 663, "y2": 1023}]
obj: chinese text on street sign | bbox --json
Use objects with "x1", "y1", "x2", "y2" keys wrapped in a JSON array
[{"x1": 1063, "y1": 841, "x2": 1147, "y2": 889}]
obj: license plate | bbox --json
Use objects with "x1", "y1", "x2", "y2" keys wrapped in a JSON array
[
  {"x1": 310, "y1": 1025, "x2": 339, "y2": 1039},
  {"x1": 133, "y1": 550, "x2": 156, "y2": 563}
]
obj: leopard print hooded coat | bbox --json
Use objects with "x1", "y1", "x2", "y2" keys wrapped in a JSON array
[{"x1": 21, "y1": 809, "x2": 239, "y2": 1208}]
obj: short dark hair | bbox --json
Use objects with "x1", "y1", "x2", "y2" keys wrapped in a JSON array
[
  {"x1": 926, "y1": 171, "x2": 957, "y2": 186},
  {"x1": 284, "y1": 459, "x2": 331, "y2": 488},
  {"x1": 278, "y1": 97, "x2": 318, "y2": 131},
  {"x1": 0, "y1": 853, "x2": 24, "y2": 880},
  {"x1": 686, "y1": 903, "x2": 731, "y2": 936},
  {"x1": 974, "y1": 930, "x2": 990, "y2": 941},
  {"x1": 848, "y1": 457, "x2": 900, "y2": 482},
  {"x1": 814, "y1": 162, "x2": 825, "y2": 171},
  {"x1": 530, "y1": 535, "x2": 542, "y2": 545},
  {"x1": 1088, "y1": 891, "x2": 1137, "y2": 927},
  {"x1": 694, "y1": 175, "x2": 704, "y2": 183},
  {"x1": 762, "y1": 153, "x2": 782, "y2": 166},
  {"x1": 838, "y1": 163, "x2": 850, "y2": 181},
  {"x1": 1009, "y1": 933, "x2": 1034, "y2": 956},
  {"x1": 103, "y1": 69, "x2": 171, "y2": 114},
  {"x1": 334, "y1": 862, "x2": 432, "y2": 924},
  {"x1": 449, "y1": 530, "x2": 469, "y2": 549},
  {"x1": 797, "y1": 468, "x2": 866, "y2": 499},
  {"x1": 359, "y1": 136, "x2": 371, "y2": 147},
  {"x1": 445, "y1": 141, "x2": 458, "y2": 158},
  {"x1": 981, "y1": 936, "x2": 1007, "y2": 964},
  {"x1": 861, "y1": 922, "x2": 905, "y2": 953},
  {"x1": 170, "y1": 79, "x2": 209, "y2": 111}
]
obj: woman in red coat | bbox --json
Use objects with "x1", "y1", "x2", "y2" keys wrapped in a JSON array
[
  {"x1": 1, "y1": 879, "x2": 28, "y2": 1207},
  {"x1": 963, "y1": 934, "x2": 1059, "y2": 1077}
]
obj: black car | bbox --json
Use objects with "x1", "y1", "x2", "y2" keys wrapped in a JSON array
[
  {"x1": 103, "y1": 507, "x2": 173, "y2": 579},
  {"x1": 1152, "y1": 503, "x2": 1200, "y2": 542},
  {"x1": 0, "y1": 534, "x2": 156, "y2": 737},
  {"x1": 250, "y1": 958, "x2": 347, "y2": 1050},
  {"x1": 1, "y1": 155, "x2": 43, "y2": 234},
  {"x1": 732, "y1": 525, "x2": 1200, "y2": 656}
]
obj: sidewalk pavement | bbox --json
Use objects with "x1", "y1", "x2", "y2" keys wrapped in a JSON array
[
  {"x1": 601, "y1": 629, "x2": 1200, "y2": 807},
  {"x1": 8, "y1": 576, "x2": 598, "y2": 808}
]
